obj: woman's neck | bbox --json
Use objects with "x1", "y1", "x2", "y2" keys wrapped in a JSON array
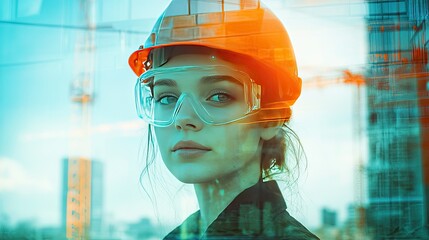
[{"x1": 193, "y1": 158, "x2": 261, "y2": 233}]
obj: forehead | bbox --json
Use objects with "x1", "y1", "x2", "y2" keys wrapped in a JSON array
[
  {"x1": 160, "y1": 53, "x2": 241, "y2": 70},
  {"x1": 152, "y1": 54, "x2": 249, "y2": 85}
]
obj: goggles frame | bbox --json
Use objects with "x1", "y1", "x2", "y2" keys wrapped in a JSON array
[{"x1": 134, "y1": 65, "x2": 262, "y2": 127}]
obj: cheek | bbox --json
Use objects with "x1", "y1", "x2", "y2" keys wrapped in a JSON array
[
  {"x1": 216, "y1": 125, "x2": 262, "y2": 162},
  {"x1": 153, "y1": 127, "x2": 171, "y2": 156}
]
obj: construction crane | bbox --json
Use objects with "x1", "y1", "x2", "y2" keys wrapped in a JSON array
[{"x1": 65, "y1": 0, "x2": 96, "y2": 239}]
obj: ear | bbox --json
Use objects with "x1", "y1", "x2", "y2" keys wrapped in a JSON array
[{"x1": 260, "y1": 121, "x2": 283, "y2": 141}]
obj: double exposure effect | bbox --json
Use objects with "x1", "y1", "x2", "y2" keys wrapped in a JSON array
[{"x1": 1, "y1": 0, "x2": 428, "y2": 239}]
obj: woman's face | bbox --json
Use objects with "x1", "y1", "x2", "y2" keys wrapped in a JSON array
[{"x1": 152, "y1": 53, "x2": 271, "y2": 184}]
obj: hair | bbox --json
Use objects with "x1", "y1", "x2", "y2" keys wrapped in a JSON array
[
  {"x1": 261, "y1": 121, "x2": 306, "y2": 183},
  {"x1": 140, "y1": 45, "x2": 306, "y2": 192}
]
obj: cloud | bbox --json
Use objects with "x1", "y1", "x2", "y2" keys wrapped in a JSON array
[
  {"x1": 22, "y1": 120, "x2": 145, "y2": 141},
  {"x1": 0, "y1": 157, "x2": 53, "y2": 193}
]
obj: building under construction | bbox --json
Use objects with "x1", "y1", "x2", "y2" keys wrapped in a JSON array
[
  {"x1": 61, "y1": 158, "x2": 103, "y2": 239},
  {"x1": 366, "y1": 0, "x2": 429, "y2": 238}
]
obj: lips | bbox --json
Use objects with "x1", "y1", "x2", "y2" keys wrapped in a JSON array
[{"x1": 172, "y1": 141, "x2": 211, "y2": 152}]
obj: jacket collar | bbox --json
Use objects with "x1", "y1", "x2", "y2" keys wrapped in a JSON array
[{"x1": 164, "y1": 180, "x2": 287, "y2": 239}]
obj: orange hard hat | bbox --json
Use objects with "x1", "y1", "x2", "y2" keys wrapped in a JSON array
[{"x1": 129, "y1": 0, "x2": 301, "y2": 109}]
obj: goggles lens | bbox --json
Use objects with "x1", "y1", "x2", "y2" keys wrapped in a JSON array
[{"x1": 135, "y1": 65, "x2": 261, "y2": 127}]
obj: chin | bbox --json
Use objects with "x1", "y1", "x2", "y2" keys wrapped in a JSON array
[
  {"x1": 174, "y1": 173, "x2": 218, "y2": 184},
  {"x1": 171, "y1": 167, "x2": 222, "y2": 184},
  {"x1": 165, "y1": 158, "x2": 223, "y2": 184}
]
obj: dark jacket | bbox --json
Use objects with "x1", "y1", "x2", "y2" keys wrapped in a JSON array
[{"x1": 164, "y1": 180, "x2": 320, "y2": 239}]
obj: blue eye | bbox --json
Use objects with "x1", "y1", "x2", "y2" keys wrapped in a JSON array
[
  {"x1": 207, "y1": 93, "x2": 233, "y2": 103},
  {"x1": 157, "y1": 95, "x2": 178, "y2": 105}
]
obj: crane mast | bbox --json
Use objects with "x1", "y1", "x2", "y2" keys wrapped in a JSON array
[{"x1": 66, "y1": 0, "x2": 96, "y2": 238}]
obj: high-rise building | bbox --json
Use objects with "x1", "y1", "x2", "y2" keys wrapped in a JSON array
[
  {"x1": 61, "y1": 158, "x2": 104, "y2": 239},
  {"x1": 322, "y1": 208, "x2": 337, "y2": 227},
  {"x1": 366, "y1": 0, "x2": 429, "y2": 238}
]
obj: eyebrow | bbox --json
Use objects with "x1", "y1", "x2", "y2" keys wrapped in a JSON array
[
  {"x1": 153, "y1": 75, "x2": 243, "y2": 88},
  {"x1": 200, "y1": 75, "x2": 243, "y2": 86},
  {"x1": 153, "y1": 79, "x2": 177, "y2": 87}
]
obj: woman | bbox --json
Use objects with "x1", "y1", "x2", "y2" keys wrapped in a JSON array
[{"x1": 129, "y1": 0, "x2": 319, "y2": 239}]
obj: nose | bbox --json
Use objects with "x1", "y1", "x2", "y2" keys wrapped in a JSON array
[{"x1": 174, "y1": 96, "x2": 203, "y2": 131}]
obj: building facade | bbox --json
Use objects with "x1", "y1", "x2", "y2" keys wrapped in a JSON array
[{"x1": 366, "y1": 0, "x2": 429, "y2": 238}]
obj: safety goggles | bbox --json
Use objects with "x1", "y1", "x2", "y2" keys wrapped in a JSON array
[{"x1": 135, "y1": 65, "x2": 262, "y2": 127}]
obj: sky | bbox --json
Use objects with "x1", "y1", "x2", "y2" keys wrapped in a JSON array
[{"x1": 0, "y1": 0, "x2": 368, "y2": 233}]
